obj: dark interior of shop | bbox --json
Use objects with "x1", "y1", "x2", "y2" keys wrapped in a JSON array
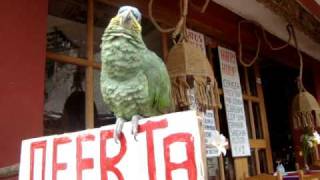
[{"x1": 260, "y1": 58, "x2": 315, "y2": 171}]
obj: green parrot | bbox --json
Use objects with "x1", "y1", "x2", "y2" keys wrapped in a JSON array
[{"x1": 100, "y1": 6, "x2": 171, "y2": 142}]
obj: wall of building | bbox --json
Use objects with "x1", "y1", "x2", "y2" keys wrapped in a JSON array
[{"x1": 0, "y1": 0, "x2": 48, "y2": 177}]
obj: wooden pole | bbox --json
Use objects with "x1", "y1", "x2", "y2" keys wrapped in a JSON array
[
  {"x1": 244, "y1": 68, "x2": 261, "y2": 174},
  {"x1": 0, "y1": 164, "x2": 19, "y2": 178},
  {"x1": 85, "y1": 0, "x2": 95, "y2": 129},
  {"x1": 254, "y1": 64, "x2": 274, "y2": 173},
  {"x1": 161, "y1": 32, "x2": 169, "y2": 63},
  {"x1": 46, "y1": 51, "x2": 101, "y2": 69}
]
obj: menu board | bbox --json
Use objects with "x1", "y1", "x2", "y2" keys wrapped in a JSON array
[
  {"x1": 186, "y1": 29, "x2": 206, "y2": 56},
  {"x1": 218, "y1": 46, "x2": 251, "y2": 157}
]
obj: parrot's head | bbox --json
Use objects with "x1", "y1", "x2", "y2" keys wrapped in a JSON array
[{"x1": 109, "y1": 6, "x2": 142, "y2": 34}]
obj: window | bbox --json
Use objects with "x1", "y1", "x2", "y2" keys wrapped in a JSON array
[{"x1": 44, "y1": 0, "x2": 164, "y2": 134}]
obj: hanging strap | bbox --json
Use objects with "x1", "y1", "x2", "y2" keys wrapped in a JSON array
[
  {"x1": 190, "y1": 0, "x2": 210, "y2": 13},
  {"x1": 289, "y1": 25, "x2": 305, "y2": 92},
  {"x1": 238, "y1": 20, "x2": 261, "y2": 68},
  {"x1": 148, "y1": 0, "x2": 188, "y2": 41},
  {"x1": 237, "y1": 20, "x2": 293, "y2": 67}
]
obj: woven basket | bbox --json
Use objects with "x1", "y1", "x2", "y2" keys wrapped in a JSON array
[
  {"x1": 166, "y1": 40, "x2": 221, "y2": 111},
  {"x1": 166, "y1": 41, "x2": 214, "y2": 80},
  {"x1": 292, "y1": 90, "x2": 320, "y2": 129}
]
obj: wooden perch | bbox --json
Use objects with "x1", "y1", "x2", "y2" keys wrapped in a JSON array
[{"x1": 0, "y1": 163, "x2": 19, "y2": 178}]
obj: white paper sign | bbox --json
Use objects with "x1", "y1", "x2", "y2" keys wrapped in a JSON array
[
  {"x1": 19, "y1": 111, "x2": 206, "y2": 180},
  {"x1": 207, "y1": 158, "x2": 218, "y2": 176},
  {"x1": 203, "y1": 110, "x2": 219, "y2": 157},
  {"x1": 187, "y1": 88, "x2": 197, "y2": 111},
  {"x1": 186, "y1": 29, "x2": 206, "y2": 56},
  {"x1": 218, "y1": 46, "x2": 251, "y2": 157}
]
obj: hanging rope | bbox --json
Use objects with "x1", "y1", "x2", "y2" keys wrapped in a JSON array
[
  {"x1": 172, "y1": 0, "x2": 188, "y2": 43},
  {"x1": 238, "y1": 20, "x2": 261, "y2": 68},
  {"x1": 289, "y1": 25, "x2": 305, "y2": 92},
  {"x1": 190, "y1": 0, "x2": 210, "y2": 13},
  {"x1": 148, "y1": 0, "x2": 188, "y2": 37},
  {"x1": 238, "y1": 20, "x2": 293, "y2": 67},
  {"x1": 262, "y1": 24, "x2": 292, "y2": 50}
]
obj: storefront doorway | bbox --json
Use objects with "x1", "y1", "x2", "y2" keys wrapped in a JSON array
[
  {"x1": 261, "y1": 59, "x2": 298, "y2": 171},
  {"x1": 260, "y1": 58, "x2": 316, "y2": 171}
]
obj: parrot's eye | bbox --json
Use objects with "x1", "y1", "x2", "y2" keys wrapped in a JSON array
[
  {"x1": 131, "y1": 11, "x2": 139, "y2": 20},
  {"x1": 132, "y1": 11, "x2": 140, "y2": 21}
]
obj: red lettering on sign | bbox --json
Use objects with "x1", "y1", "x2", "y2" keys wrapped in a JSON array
[
  {"x1": 30, "y1": 140, "x2": 47, "y2": 180},
  {"x1": 163, "y1": 133, "x2": 197, "y2": 180},
  {"x1": 52, "y1": 137, "x2": 72, "y2": 180},
  {"x1": 100, "y1": 130, "x2": 126, "y2": 180},
  {"x1": 139, "y1": 119, "x2": 168, "y2": 180},
  {"x1": 76, "y1": 134, "x2": 95, "y2": 180}
]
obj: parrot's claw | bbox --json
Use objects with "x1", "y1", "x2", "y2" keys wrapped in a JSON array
[
  {"x1": 131, "y1": 115, "x2": 143, "y2": 141},
  {"x1": 114, "y1": 118, "x2": 125, "y2": 143}
]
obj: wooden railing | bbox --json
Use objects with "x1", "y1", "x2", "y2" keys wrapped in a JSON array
[{"x1": 0, "y1": 163, "x2": 19, "y2": 178}]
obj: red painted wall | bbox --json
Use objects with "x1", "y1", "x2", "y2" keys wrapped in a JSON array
[{"x1": 0, "y1": 0, "x2": 48, "y2": 178}]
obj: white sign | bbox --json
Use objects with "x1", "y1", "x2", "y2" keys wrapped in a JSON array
[
  {"x1": 19, "y1": 111, "x2": 206, "y2": 180},
  {"x1": 207, "y1": 158, "x2": 218, "y2": 176},
  {"x1": 187, "y1": 88, "x2": 197, "y2": 111},
  {"x1": 218, "y1": 46, "x2": 251, "y2": 157},
  {"x1": 202, "y1": 110, "x2": 219, "y2": 157},
  {"x1": 186, "y1": 29, "x2": 206, "y2": 56}
]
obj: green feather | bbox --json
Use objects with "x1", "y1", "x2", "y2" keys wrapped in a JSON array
[{"x1": 100, "y1": 15, "x2": 171, "y2": 121}]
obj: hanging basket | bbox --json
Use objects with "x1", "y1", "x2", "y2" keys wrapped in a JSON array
[
  {"x1": 292, "y1": 90, "x2": 320, "y2": 129},
  {"x1": 166, "y1": 40, "x2": 221, "y2": 111}
]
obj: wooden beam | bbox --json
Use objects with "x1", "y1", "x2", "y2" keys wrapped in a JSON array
[
  {"x1": 161, "y1": 32, "x2": 169, "y2": 63},
  {"x1": 249, "y1": 139, "x2": 267, "y2": 149},
  {"x1": 218, "y1": 89, "x2": 260, "y2": 103},
  {"x1": 254, "y1": 64, "x2": 274, "y2": 173},
  {"x1": 0, "y1": 163, "x2": 19, "y2": 178},
  {"x1": 85, "y1": 0, "x2": 95, "y2": 129},
  {"x1": 46, "y1": 51, "x2": 101, "y2": 69}
]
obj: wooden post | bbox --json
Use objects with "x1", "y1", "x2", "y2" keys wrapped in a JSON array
[
  {"x1": 0, "y1": 164, "x2": 19, "y2": 178},
  {"x1": 254, "y1": 64, "x2": 274, "y2": 173},
  {"x1": 85, "y1": 0, "x2": 95, "y2": 129},
  {"x1": 161, "y1": 32, "x2": 169, "y2": 63},
  {"x1": 244, "y1": 68, "x2": 261, "y2": 174},
  {"x1": 234, "y1": 157, "x2": 249, "y2": 180},
  {"x1": 214, "y1": 108, "x2": 226, "y2": 180},
  {"x1": 46, "y1": 51, "x2": 101, "y2": 69}
]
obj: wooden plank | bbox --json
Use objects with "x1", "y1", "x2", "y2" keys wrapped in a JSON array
[
  {"x1": 254, "y1": 64, "x2": 274, "y2": 173},
  {"x1": 254, "y1": 149, "x2": 261, "y2": 174},
  {"x1": 215, "y1": 108, "x2": 226, "y2": 180},
  {"x1": 218, "y1": 89, "x2": 260, "y2": 102},
  {"x1": 0, "y1": 163, "x2": 19, "y2": 178},
  {"x1": 85, "y1": 0, "x2": 95, "y2": 129},
  {"x1": 198, "y1": 113, "x2": 209, "y2": 180},
  {"x1": 46, "y1": 51, "x2": 101, "y2": 69},
  {"x1": 161, "y1": 32, "x2": 169, "y2": 63},
  {"x1": 244, "y1": 67, "x2": 260, "y2": 174},
  {"x1": 234, "y1": 157, "x2": 249, "y2": 180},
  {"x1": 249, "y1": 139, "x2": 267, "y2": 149},
  {"x1": 244, "y1": 68, "x2": 257, "y2": 139}
]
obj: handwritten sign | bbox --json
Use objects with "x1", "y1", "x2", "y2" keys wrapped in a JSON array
[
  {"x1": 186, "y1": 29, "x2": 206, "y2": 56},
  {"x1": 218, "y1": 46, "x2": 251, "y2": 157},
  {"x1": 19, "y1": 111, "x2": 206, "y2": 180},
  {"x1": 202, "y1": 110, "x2": 220, "y2": 157}
]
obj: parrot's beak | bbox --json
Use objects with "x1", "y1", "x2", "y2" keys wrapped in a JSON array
[{"x1": 121, "y1": 11, "x2": 132, "y2": 26}]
